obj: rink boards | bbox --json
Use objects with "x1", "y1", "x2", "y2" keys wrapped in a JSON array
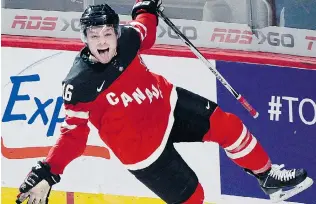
[{"x1": 1, "y1": 37, "x2": 316, "y2": 204}]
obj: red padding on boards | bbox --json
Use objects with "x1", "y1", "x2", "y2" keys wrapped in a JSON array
[{"x1": 2, "y1": 35, "x2": 316, "y2": 69}]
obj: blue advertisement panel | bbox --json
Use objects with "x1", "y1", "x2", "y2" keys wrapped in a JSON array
[{"x1": 217, "y1": 61, "x2": 316, "y2": 203}]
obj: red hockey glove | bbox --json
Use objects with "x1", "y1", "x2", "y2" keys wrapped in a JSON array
[{"x1": 16, "y1": 161, "x2": 60, "y2": 204}]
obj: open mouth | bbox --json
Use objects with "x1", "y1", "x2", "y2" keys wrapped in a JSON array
[{"x1": 98, "y1": 48, "x2": 109, "y2": 54}]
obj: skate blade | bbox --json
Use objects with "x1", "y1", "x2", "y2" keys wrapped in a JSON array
[{"x1": 270, "y1": 177, "x2": 314, "y2": 203}]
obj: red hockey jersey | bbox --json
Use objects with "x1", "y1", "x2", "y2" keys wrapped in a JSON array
[{"x1": 46, "y1": 13, "x2": 177, "y2": 174}]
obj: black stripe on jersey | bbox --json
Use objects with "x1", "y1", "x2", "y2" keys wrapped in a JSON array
[{"x1": 62, "y1": 26, "x2": 141, "y2": 105}]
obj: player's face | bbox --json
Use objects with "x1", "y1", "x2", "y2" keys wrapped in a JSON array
[{"x1": 86, "y1": 25, "x2": 118, "y2": 64}]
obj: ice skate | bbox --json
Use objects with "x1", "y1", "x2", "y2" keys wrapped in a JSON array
[{"x1": 246, "y1": 164, "x2": 314, "y2": 203}]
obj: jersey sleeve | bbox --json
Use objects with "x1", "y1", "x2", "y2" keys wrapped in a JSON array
[
  {"x1": 45, "y1": 90, "x2": 90, "y2": 175},
  {"x1": 129, "y1": 13, "x2": 157, "y2": 51}
]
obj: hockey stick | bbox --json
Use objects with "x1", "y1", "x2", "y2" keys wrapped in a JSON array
[{"x1": 157, "y1": 7, "x2": 259, "y2": 118}]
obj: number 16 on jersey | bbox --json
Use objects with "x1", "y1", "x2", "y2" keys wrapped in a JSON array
[{"x1": 62, "y1": 83, "x2": 73, "y2": 102}]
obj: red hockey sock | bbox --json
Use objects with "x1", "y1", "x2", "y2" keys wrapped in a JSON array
[
  {"x1": 183, "y1": 183, "x2": 204, "y2": 204},
  {"x1": 203, "y1": 107, "x2": 271, "y2": 173}
]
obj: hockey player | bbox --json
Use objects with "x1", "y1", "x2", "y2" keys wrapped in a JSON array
[{"x1": 16, "y1": 1, "x2": 313, "y2": 204}]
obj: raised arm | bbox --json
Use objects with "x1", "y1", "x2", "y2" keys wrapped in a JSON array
[{"x1": 130, "y1": 0, "x2": 160, "y2": 51}]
